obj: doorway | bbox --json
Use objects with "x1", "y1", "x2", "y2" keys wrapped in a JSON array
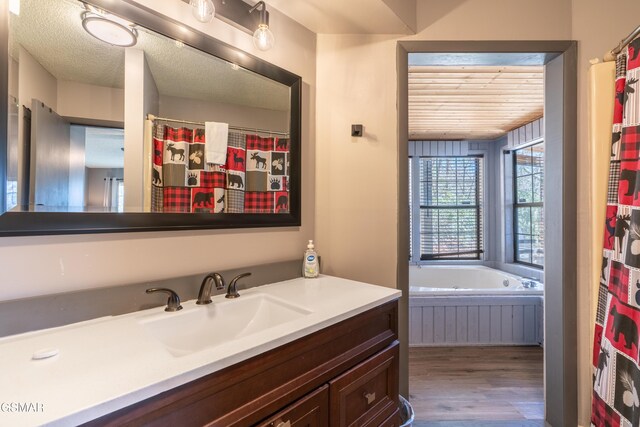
[{"x1": 397, "y1": 41, "x2": 577, "y2": 427}]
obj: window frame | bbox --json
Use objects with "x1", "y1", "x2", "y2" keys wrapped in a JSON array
[
  {"x1": 416, "y1": 155, "x2": 484, "y2": 261},
  {"x1": 512, "y1": 141, "x2": 544, "y2": 269}
]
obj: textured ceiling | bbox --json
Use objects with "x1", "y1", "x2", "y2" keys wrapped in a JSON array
[
  {"x1": 409, "y1": 65, "x2": 544, "y2": 140},
  {"x1": 10, "y1": 0, "x2": 289, "y2": 111}
]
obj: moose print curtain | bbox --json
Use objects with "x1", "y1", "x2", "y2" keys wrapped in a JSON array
[
  {"x1": 151, "y1": 124, "x2": 226, "y2": 213},
  {"x1": 151, "y1": 123, "x2": 289, "y2": 214},
  {"x1": 592, "y1": 37, "x2": 640, "y2": 427}
]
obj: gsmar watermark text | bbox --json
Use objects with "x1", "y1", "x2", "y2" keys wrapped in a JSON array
[{"x1": 0, "y1": 402, "x2": 44, "y2": 413}]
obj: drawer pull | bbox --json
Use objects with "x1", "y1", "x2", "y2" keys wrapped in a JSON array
[
  {"x1": 364, "y1": 392, "x2": 376, "y2": 404},
  {"x1": 274, "y1": 420, "x2": 291, "y2": 427}
]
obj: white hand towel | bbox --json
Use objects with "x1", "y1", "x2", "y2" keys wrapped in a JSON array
[{"x1": 205, "y1": 121, "x2": 229, "y2": 165}]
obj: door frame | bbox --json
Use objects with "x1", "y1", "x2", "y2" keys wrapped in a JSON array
[{"x1": 396, "y1": 40, "x2": 577, "y2": 426}]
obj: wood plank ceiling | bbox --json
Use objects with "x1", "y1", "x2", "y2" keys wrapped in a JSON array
[{"x1": 408, "y1": 65, "x2": 544, "y2": 140}]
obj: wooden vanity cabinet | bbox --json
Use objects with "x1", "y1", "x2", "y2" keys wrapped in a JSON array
[
  {"x1": 84, "y1": 300, "x2": 399, "y2": 427},
  {"x1": 330, "y1": 343, "x2": 399, "y2": 426},
  {"x1": 255, "y1": 385, "x2": 329, "y2": 427}
]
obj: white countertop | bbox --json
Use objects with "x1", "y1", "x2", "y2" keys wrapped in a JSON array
[{"x1": 0, "y1": 275, "x2": 400, "y2": 426}]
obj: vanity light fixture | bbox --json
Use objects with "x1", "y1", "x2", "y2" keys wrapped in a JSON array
[
  {"x1": 249, "y1": 1, "x2": 274, "y2": 51},
  {"x1": 81, "y1": 8, "x2": 138, "y2": 47},
  {"x1": 179, "y1": 0, "x2": 275, "y2": 51},
  {"x1": 190, "y1": 0, "x2": 215, "y2": 23}
]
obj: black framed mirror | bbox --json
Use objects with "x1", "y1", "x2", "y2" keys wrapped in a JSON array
[{"x1": 0, "y1": 0, "x2": 301, "y2": 236}]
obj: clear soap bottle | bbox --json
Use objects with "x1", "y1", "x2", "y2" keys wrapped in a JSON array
[{"x1": 303, "y1": 240, "x2": 319, "y2": 278}]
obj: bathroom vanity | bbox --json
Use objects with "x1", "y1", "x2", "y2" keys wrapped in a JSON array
[{"x1": 0, "y1": 276, "x2": 400, "y2": 426}]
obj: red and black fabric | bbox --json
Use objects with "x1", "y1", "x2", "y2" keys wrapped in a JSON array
[
  {"x1": 151, "y1": 125, "x2": 289, "y2": 214},
  {"x1": 245, "y1": 191, "x2": 274, "y2": 213},
  {"x1": 608, "y1": 261, "x2": 630, "y2": 302},
  {"x1": 621, "y1": 126, "x2": 640, "y2": 160},
  {"x1": 244, "y1": 135, "x2": 289, "y2": 213},
  {"x1": 593, "y1": 393, "x2": 621, "y2": 427},
  {"x1": 151, "y1": 124, "x2": 166, "y2": 211},
  {"x1": 593, "y1": 35, "x2": 640, "y2": 427},
  {"x1": 151, "y1": 124, "x2": 225, "y2": 213},
  {"x1": 247, "y1": 134, "x2": 275, "y2": 151},
  {"x1": 223, "y1": 132, "x2": 246, "y2": 213},
  {"x1": 163, "y1": 187, "x2": 191, "y2": 213}
]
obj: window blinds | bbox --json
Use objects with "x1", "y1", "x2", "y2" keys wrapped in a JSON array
[{"x1": 419, "y1": 157, "x2": 483, "y2": 260}]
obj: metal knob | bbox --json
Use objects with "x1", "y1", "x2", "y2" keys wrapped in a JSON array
[
  {"x1": 364, "y1": 392, "x2": 376, "y2": 405},
  {"x1": 146, "y1": 288, "x2": 183, "y2": 312}
]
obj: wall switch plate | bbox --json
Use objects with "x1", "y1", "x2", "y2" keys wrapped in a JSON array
[{"x1": 351, "y1": 124, "x2": 363, "y2": 137}]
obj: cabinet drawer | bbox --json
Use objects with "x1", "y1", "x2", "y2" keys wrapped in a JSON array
[
  {"x1": 256, "y1": 385, "x2": 328, "y2": 427},
  {"x1": 329, "y1": 342, "x2": 399, "y2": 427},
  {"x1": 380, "y1": 409, "x2": 400, "y2": 427}
]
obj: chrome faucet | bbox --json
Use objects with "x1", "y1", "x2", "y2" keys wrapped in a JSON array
[
  {"x1": 146, "y1": 288, "x2": 183, "y2": 312},
  {"x1": 196, "y1": 273, "x2": 225, "y2": 305},
  {"x1": 226, "y1": 272, "x2": 252, "y2": 299}
]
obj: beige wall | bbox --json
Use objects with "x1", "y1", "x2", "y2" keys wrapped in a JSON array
[
  {"x1": 159, "y1": 95, "x2": 289, "y2": 132},
  {"x1": 381, "y1": 0, "x2": 417, "y2": 32},
  {"x1": 18, "y1": 47, "x2": 57, "y2": 110},
  {"x1": 316, "y1": 34, "x2": 400, "y2": 289},
  {"x1": 124, "y1": 49, "x2": 157, "y2": 210},
  {"x1": 414, "y1": 0, "x2": 571, "y2": 39},
  {"x1": 316, "y1": 0, "x2": 639, "y2": 424},
  {"x1": 17, "y1": 47, "x2": 57, "y2": 203},
  {"x1": 56, "y1": 80, "x2": 124, "y2": 123},
  {"x1": 316, "y1": 0, "x2": 572, "y2": 288},
  {"x1": 0, "y1": 1, "x2": 316, "y2": 301}
]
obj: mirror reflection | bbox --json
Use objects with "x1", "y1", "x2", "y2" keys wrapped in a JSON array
[{"x1": 7, "y1": 0, "x2": 291, "y2": 214}]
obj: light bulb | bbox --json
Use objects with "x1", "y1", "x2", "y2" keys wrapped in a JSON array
[
  {"x1": 253, "y1": 24, "x2": 274, "y2": 51},
  {"x1": 190, "y1": 0, "x2": 215, "y2": 23}
]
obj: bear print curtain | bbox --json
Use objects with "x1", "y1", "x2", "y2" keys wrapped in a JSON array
[
  {"x1": 151, "y1": 122, "x2": 289, "y2": 214},
  {"x1": 592, "y1": 36, "x2": 640, "y2": 426}
]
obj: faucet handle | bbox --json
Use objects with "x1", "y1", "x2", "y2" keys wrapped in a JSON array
[
  {"x1": 226, "y1": 272, "x2": 251, "y2": 299},
  {"x1": 146, "y1": 288, "x2": 183, "y2": 312}
]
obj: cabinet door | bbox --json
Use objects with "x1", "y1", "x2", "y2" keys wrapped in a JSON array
[
  {"x1": 256, "y1": 385, "x2": 329, "y2": 427},
  {"x1": 329, "y1": 342, "x2": 399, "y2": 427}
]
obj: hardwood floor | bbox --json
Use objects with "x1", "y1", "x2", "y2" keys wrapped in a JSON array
[{"x1": 408, "y1": 346, "x2": 544, "y2": 426}]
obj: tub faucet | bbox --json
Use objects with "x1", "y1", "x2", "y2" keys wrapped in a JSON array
[
  {"x1": 226, "y1": 272, "x2": 252, "y2": 299},
  {"x1": 196, "y1": 273, "x2": 225, "y2": 305}
]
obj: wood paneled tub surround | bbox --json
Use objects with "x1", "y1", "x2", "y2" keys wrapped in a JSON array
[
  {"x1": 409, "y1": 266, "x2": 544, "y2": 346},
  {"x1": 0, "y1": 276, "x2": 400, "y2": 426}
]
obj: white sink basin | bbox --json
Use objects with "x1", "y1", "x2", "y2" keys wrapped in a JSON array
[{"x1": 138, "y1": 293, "x2": 312, "y2": 357}]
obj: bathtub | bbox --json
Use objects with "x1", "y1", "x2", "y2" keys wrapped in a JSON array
[{"x1": 409, "y1": 265, "x2": 544, "y2": 347}]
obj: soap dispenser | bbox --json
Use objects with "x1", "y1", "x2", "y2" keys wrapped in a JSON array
[{"x1": 303, "y1": 240, "x2": 319, "y2": 278}]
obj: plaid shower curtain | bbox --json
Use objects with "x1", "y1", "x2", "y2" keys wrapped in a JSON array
[
  {"x1": 151, "y1": 124, "x2": 226, "y2": 213},
  {"x1": 592, "y1": 36, "x2": 640, "y2": 427},
  {"x1": 151, "y1": 123, "x2": 289, "y2": 214}
]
